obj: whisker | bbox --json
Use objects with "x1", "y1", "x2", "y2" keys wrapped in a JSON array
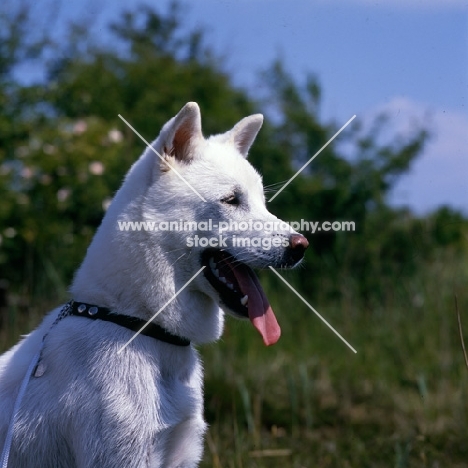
[
  {"x1": 163, "y1": 246, "x2": 188, "y2": 255},
  {"x1": 170, "y1": 252, "x2": 186, "y2": 268},
  {"x1": 264, "y1": 180, "x2": 289, "y2": 189}
]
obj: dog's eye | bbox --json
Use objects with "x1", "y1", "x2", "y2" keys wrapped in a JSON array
[{"x1": 221, "y1": 194, "x2": 240, "y2": 206}]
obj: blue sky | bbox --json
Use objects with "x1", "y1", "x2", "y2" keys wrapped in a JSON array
[
  {"x1": 166, "y1": 0, "x2": 468, "y2": 214},
  {"x1": 11, "y1": 0, "x2": 468, "y2": 213}
]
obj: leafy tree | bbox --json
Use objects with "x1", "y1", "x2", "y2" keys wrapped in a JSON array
[
  {"x1": 257, "y1": 61, "x2": 445, "y2": 300},
  {"x1": 0, "y1": 2, "x2": 258, "y2": 298}
]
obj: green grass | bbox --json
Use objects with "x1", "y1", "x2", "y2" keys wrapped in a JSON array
[
  {"x1": 200, "y1": 253, "x2": 468, "y2": 467},
  {"x1": 1, "y1": 253, "x2": 467, "y2": 467}
]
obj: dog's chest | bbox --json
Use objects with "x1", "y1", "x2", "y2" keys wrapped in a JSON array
[
  {"x1": 156, "y1": 359, "x2": 203, "y2": 425},
  {"x1": 89, "y1": 340, "x2": 204, "y2": 428},
  {"x1": 44, "y1": 323, "x2": 205, "y2": 430}
]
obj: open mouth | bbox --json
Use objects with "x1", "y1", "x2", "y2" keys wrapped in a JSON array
[{"x1": 201, "y1": 249, "x2": 281, "y2": 346}]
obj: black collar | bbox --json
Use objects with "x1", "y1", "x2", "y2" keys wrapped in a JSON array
[{"x1": 69, "y1": 301, "x2": 191, "y2": 347}]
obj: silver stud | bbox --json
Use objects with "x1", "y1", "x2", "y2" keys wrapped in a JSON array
[
  {"x1": 88, "y1": 306, "x2": 98, "y2": 316},
  {"x1": 77, "y1": 304, "x2": 86, "y2": 313}
]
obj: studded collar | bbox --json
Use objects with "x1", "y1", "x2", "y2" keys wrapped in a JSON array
[{"x1": 69, "y1": 301, "x2": 191, "y2": 347}]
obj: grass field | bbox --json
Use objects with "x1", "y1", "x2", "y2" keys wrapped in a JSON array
[{"x1": 1, "y1": 252, "x2": 467, "y2": 467}]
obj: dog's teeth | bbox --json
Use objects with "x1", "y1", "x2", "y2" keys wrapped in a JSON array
[
  {"x1": 227, "y1": 283, "x2": 234, "y2": 290},
  {"x1": 240, "y1": 295, "x2": 248, "y2": 306},
  {"x1": 219, "y1": 276, "x2": 227, "y2": 284},
  {"x1": 214, "y1": 268, "x2": 220, "y2": 278}
]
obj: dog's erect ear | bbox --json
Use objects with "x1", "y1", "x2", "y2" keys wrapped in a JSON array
[
  {"x1": 228, "y1": 114, "x2": 264, "y2": 158},
  {"x1": 160, "y1": 102, "x2": 203, "y2": 164}
]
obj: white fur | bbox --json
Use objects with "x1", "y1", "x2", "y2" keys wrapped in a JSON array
[{"x1": 0, "y1": 103, "x2": 300, "y2": 467}]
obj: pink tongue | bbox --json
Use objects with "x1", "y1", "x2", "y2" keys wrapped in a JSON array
[{"x1": 231, "y1": 265, "x2": 281, "y2": 346}]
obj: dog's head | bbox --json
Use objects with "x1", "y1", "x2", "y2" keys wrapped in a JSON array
[{"x1": 139, "y1": 102, "x2": 308, "y2": 345}]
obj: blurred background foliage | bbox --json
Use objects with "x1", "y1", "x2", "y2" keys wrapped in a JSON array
[{"x1": 1, "y1": 2, "x2": 467, "y2": 467}]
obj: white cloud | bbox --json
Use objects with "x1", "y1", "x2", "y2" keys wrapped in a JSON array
[{"x1": 363, "y1": 97, "x2": 468, "y2": 214}]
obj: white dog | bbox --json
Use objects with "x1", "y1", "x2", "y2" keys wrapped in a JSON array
[{"x1": 0, "y1": 103, "x2": 308, "y2": 467}]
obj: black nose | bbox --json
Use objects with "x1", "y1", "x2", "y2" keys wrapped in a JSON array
[{"x1": 287, "y1": 234, "x2": 309, "y2": 263}]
